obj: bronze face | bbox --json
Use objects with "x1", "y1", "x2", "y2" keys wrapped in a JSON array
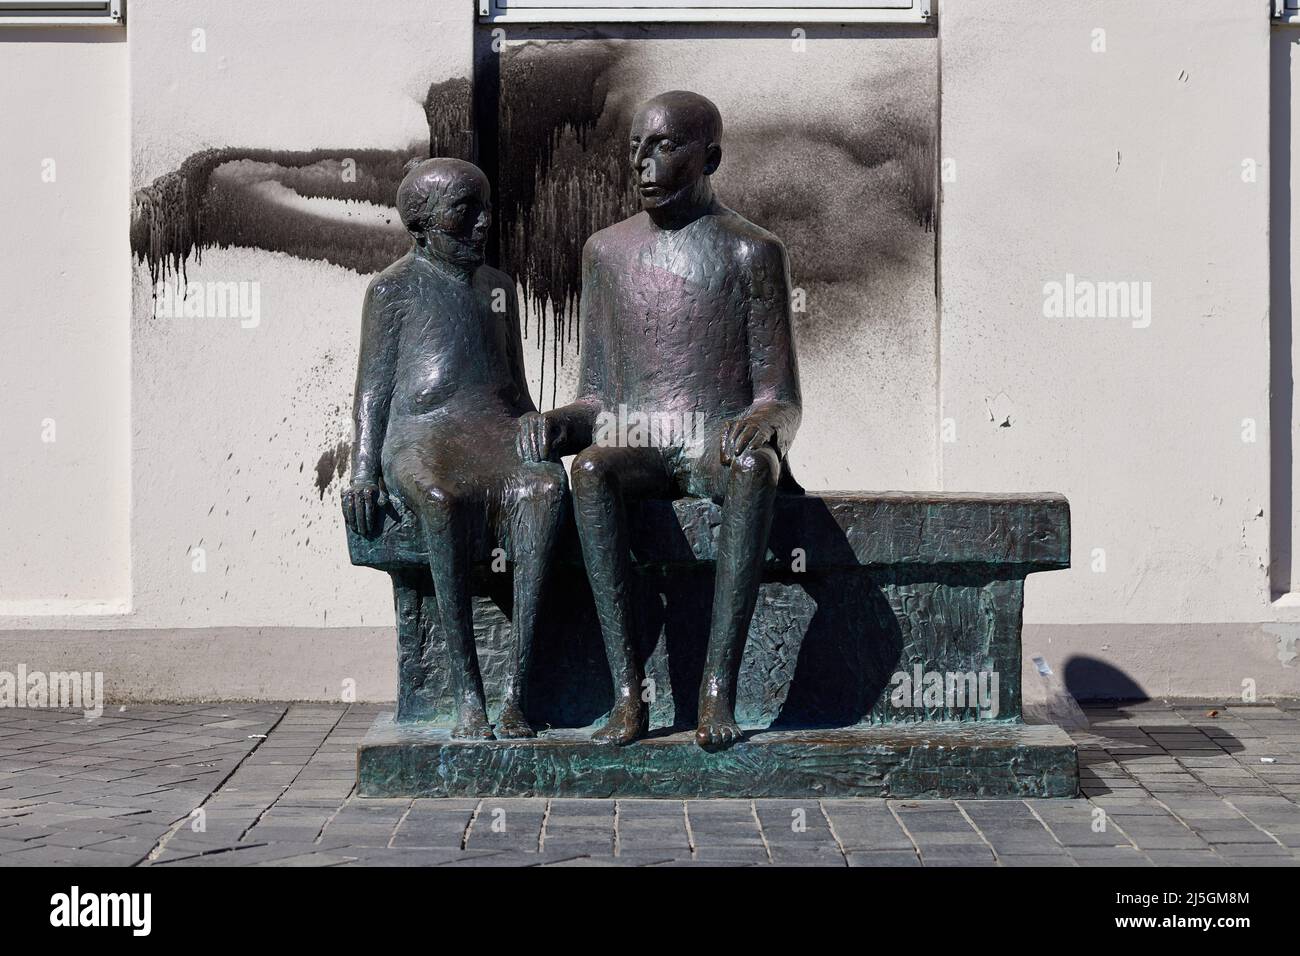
[
  {"x1": 629, "y1": 90, "x2": 722, "y2": 219},
  {"x1": 397, "y1": 158, "x2": 491, "y2": 269}
]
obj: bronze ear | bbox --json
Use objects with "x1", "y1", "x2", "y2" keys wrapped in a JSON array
[{"x1": 704, "y1": 143, "x2": 722, "y2": 176}]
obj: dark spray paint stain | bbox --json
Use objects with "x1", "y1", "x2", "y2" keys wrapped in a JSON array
[
  {"x1": 315, "y1": 440, "x2": 351, "y2": 500},
  {"x1": 130, "y1": 79, "x2": 474, "y2": 286},
  {"x1": 486, "y1": 37, "x2": 936, "y2": 397},
  {"x1": 493, "y1": 42, "x2": 636, "y2": 405},
  {"x1": 127, "y1": 52, "x2": 626, "y2": 402},
  {"x1": 129, "y1": 47, "x2": 935, "y2": 397},
  {"x1": 425, "y1": 76, "x2": 475, "y2": 160}
]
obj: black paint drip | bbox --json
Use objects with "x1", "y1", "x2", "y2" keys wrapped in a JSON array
[
  {"x1": 130, "y1": 79, "x2": 475, "y2": 286},
  {"x1": 494, "y1": 44, "x2": 636, "y2": 405}
]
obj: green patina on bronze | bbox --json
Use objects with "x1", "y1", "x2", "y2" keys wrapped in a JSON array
[
  {"x1": 356, "y1": 717, "x2": 1078, "y2": 799},
  {"x1": 342, "y1": 91, "x2": 1076, "y2": 796},
  {"x1": 349, "y1": 492, "x2": 1069, "y2": 728},
  {"x1": 349, "y1": 491, "x2": 1078, "y2": 798}
]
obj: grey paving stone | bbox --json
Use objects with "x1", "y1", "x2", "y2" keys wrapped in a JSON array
[
  {"x1": 35, "y1": 829, "x2": 129, "y2": 850},
  {"x1": 766, "y1": 845, "x2": 846, "y2": 865},
  {"x1": 845, "y1": 850, "x2": 921, "y2": 867},
  {"x1": 541, "y1": 835, "x2": 616, "y2": 855},
  {"x1": 1207, "y1": 841, "x2": 1292, "y2": 857},
  {"x1": 391, "y1": 808, "x2": 476, "y2": 848},
  {"x1": 1066, "y1": 846, "x2": 1154, "y2": 866},
  {"x1": 3, "y1": 698, "x2": 1297, "y2": 868},
  {"x1": 646, "y1": 858, "x2": 762, "y2": 867},
  {"x1": 343, "y1": 847, "x2": 504, "y2": 867},
  {"x1": 753, "y1": 801, "x2": 837, "y2": 845},
  {"x1": 915, "y1": 838, "x2": 995, "y2": 859},
  {"x1": 1188, "y1": 825, "x2": 1278, "y2": 845},
  {"x1": 996, "y1": 853, "x2": 1076, "y2": 867},
  {"x1": 684, "y1": 802, "x2": 764, "y2": 847},
  {"x1": 240, "y1": 824, "x2": 325, "y2": 843},
  {"x1": 615, "y1": 826, "x2": 692, "y2": 852},
  {"x1": 438, "y1": 850, "x2": 574, "y2": 867},
  {"x1": 465, "y1": 800, "x2": 546, "y2": 852},
  {"x1": 1082, "y1": 796, "x2": 1170, "y2": 814},
  {"x1": 542, "y1": 854, "x2": 677, "y2": 867},
  {"x1": 958, "y1": 800, "x2": 1062, "y2": 854},
  {"x1": 152, "y1": 843, "x2": 340, "y2": 867},
  {"x1": 692, "y1": 845, "x2": 770, "y2": 863},
  {"x1": 1141, "y1": 850, "x2": 1228, "y2": 866},
  {"x1": 615, "y1": 799, "x2": 685, "y2": 820},
  {"x1": 546, "y1": 799, "x2": 617, "y2": 817},
  {"x1": 1213, "y1": 849, "x2": 1300, "y2": 866},
  {"x1": 1111, "y1": 825, "x2": 1209, "y2": 851},
  {"x1": 821, "y1": 802, "x2": 914, "y2": 851}
]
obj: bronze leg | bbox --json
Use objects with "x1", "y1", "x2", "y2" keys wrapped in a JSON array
[
  {"x1": 415, "y1": 482, "x2": 494, "y2": 741},
  {"x1": 570, "y1": 445, "x2": 673, "y2": 745},
  {"x1": 697, "y1": 446, "x2": 780, "y2": 749},
  {"x1": 497, "y1": 462, "x2": 568, "y2": 738}
]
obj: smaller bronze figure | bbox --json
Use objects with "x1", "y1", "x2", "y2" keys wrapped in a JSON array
[{"x1": 345, "y1": 158, "x2": 567, "y2": 740}]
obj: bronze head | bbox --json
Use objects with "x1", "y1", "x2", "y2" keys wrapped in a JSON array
[
  {"x1": 397, "y1": 157, "x2": 491, "y2": 269},
  {"x1": 629, "y1": 91, "x2": 722, "y2": 221}
]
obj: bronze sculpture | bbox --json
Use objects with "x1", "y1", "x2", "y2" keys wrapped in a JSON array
[
  {"x1": 345, "y1": 98, "x2": 1078, "y2": 800},
  {"x1": 344, "y1": 158, "x2": 567, "y2": 741},
  {"x1": 518, "y1": 91, "x2": 802, "y2": 750}
]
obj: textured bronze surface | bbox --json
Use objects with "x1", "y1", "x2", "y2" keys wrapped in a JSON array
[
  {"x1": 344, "y1": 158, "x2": 567, "y2": 742},
  {"x1": 357, "y1": 714, "x2": 1078, "y2": 799},
  {"x1": 342, "y1": 92, "x2": 1074, "y2": 794},
  {"x1": 347, "y1": 492, "x2": 1069, "y2": 732},
  {"x1": 515, "y1": 91, "x2": 802, "y2": 749}
]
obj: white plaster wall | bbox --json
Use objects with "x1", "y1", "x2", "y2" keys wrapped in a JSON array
[
  {"x1": 939, "y1": 0, "x2": 1295, "y2": 697},
  {"x1": 0, "y1": 26, "x2": 130, "y2": 615},
  {"x1": 124, "y1": 0, "x2": 471, "y2": 638}
]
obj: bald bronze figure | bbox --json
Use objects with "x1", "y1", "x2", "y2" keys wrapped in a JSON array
[
  {"x1": 519, "y1": 91, "x2": 802, "y2": 749},
  {"x1": 346, "y1": 158, "x2": 567, "y2": 741}
]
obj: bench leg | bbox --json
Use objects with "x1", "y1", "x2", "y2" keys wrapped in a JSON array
[{"x1": 390, "y1": 570, "x2": 427, "y2": 722}]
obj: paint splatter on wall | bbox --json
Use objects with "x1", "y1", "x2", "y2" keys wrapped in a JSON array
[
  {"x1": 128, "y1": 31, "x2": 937, "y2": 425},
  {"x1": 315, "y1": 440, "x2": 352, "y2": 500},
  {"x1": 485, "y1": 31, "x2": 937, "y2": 405},
  {"x1": 130, "y1": 78, "x2": 473, "y2": 285},
  {"x1": 493, "y1": 43, "x2": 637, "y2": 401}
]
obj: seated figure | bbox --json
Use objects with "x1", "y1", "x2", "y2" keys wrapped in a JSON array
[
  {"x1": 519, "y1": 92, "x2": 802, "y2": 749},
  {"x1": 343, "y1": 158, "x2": 567, "y2": 740}
]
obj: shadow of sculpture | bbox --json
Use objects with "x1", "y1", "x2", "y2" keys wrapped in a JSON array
[
  {"x1": 1064, "y1": 655, "x2": 1151, "y2": 703},
  {"x1": 1073, "y1": 699, "x2": 1248, "y2": 797},
  {"x1": 767, "y1": 573, "x2": 903, "y2": 729},
  {"x1": 621, "y1": 495, "x2": 889, "y2": 732}
]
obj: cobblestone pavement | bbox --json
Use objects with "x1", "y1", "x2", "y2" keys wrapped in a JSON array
[{"x1": 1, "y1": 700, "x2": 1298, "y2": 867}]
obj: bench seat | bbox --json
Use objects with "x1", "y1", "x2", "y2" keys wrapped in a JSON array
[{"x1": 346, "y1": 491, "x2": 1070, "y2": 731}]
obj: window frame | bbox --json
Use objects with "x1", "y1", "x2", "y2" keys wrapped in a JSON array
[
  {"x1": 478, "y1": 0, "x2": 932, "y2": 24},
  {"x1": 0, "y1": 1, "x2": 123, "y2": 26}
]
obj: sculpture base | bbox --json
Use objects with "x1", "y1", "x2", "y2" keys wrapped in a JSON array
[{"x1": 356, "y1": 714, "x2": 1078, "y2": 799}]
